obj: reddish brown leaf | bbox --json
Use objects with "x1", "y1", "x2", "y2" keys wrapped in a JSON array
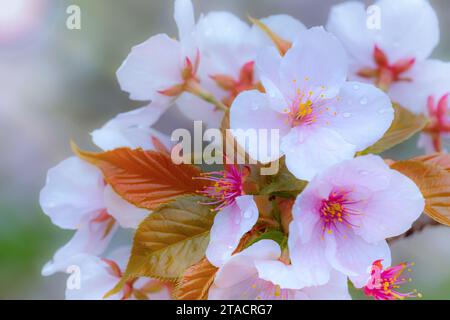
[
  {"x1": 391, "y1": 160, "x2": 450, "y2": 227},
  {"x1": 173, "y1": 258, "x2": 218, "y2": 300},
  {"x1": 413, "y1": 153, "x2": 450, "y2": 172},
  {"x1": 72, "y1": 143, "x2": 209, "y2": 210}
]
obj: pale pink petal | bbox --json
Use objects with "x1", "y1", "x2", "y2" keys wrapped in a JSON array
[
  {"x1": 324, "y1": 81, "x2": 394, "y2": 151},
  {"x1": 211, "y1": 240, "x2": 281, "y2": 289},
  {"x1": 65, "y1": 255, "x2": 121, "y2": 300},
  {"x1": 288, "y1": 222, "x2": 332, "y2": 286},
  {"x1": 280, "y1": 27, "x2": 348, "y2": 101},
  {"x1": 174, "y1": 0, "x2": 195, "y2": 44},
  {"x1": 230, "y1": 90, "x2": 290, "y2": 164},
  {"x1": 281, "y1": 126, "x2": 357, "y2": 181},
  {"x1": 255, "y1": 261, "x2": 305, "y2": 290},
  {"x1": 326, "y1": 1, "x2": 374, "y2": 68},
  {"x1": 39, "y1": 157, "x2": 105, "y2": 230},
  {"x1": 389, "y1": 60, "x2": 450, "y2": 114},
  {"x1": 206, "y1": 195, "x2": 259, "y2": 267},
  {"x1": 103, "y1": 185, "x2": 149, "y2": 229},
  {"x1": 91, "y1": 103, "x2": 171, "y2": 151},
  {"x1": 354, "y1": 167, "x2": 424, "y2": 243},
  {"x1": 42, "y1": 219, "x2": 118, "y2": 276},
  {"x1": 327, "y1": 0, "x2": 439, "y2": 64},
  {"x1": 250, "y1": 14, "x2": 306, "y2": 45},
  {"x1": 194, "y1": 12, "x2": 255, "y2": 75},
  {"x1": 299, "y1": 270, "x2": 351, "y2": 300},
  {"x1": 116, "y1": 34, "x2": 183, "y2": 101},
  {"x1": 326, "y1": 231, "x2": 391, "y2": 281}
]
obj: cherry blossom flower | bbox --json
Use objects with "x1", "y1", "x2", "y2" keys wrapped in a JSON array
[
  {"x1": 65, "y1": 247, "x2": 171, "y2": 300},
  {"x1": 40, "y1": 157, "x2": 148, "y2": 275},
  {"x1": 391, "y1": 61, "x2": 450, "y2": 153},
  {"x1": 288, "y1": 155, "x2": 424, "y2": 286},
  {"x1": 209, "y1": 240, "x2": 351, "y2": 300},
  {"x1": 327, "y1": 0, "x2": 440, "y2": 104},
  {"x1": 197, "y1": 164, "x2": 258, "y2": 267},
  {"x1": 363, "y1": 260, "x2": 421, "y2": 300},
  {"x1": 91, "y1": 102, "x2": 171, "y2": 152},
  {"x1": 177, "y1": 14, "x2": 306, "y2": 128},
  {"x1": 230, "y1": 27, "x2": 393, "y2": 180},
  {"x1": 117, "y1": 0, "x2": 197, "y2": 104}
]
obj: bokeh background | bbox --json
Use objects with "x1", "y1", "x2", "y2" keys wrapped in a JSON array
[{"x1": 0, "y1": 0, "x2": 449, "y2": 299}]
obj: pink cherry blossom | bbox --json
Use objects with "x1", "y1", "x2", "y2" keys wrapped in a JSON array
[
  {"x1": 289, "y1": 155, "x2": 424, "y2": 286},
  {"x1": 65, "y1": 247, "x2": 171, "y2": 300},
  {"x1": 230, "y1": 27, "x2": 394, "y2": 180},
  {"x1": 196, "y1": 164, "x2": 258, "y2": 267},
  {"x1": 363, "y1": 260, "x2": 421, "y2": 300},
  {"x1": 209, "y1": 240, "x2": 351, "y2": 300},
  {"x1": 327, "y1": 0, "x2": 440, "y2": 109}
]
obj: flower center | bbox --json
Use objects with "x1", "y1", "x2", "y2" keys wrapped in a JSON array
[
  {"x1": 285, "y1": 83, "x2": 334, "y2": 127},
  {"x1": 197, "y1": 164, "x2": 249, "y2": 211},
  {"x1": 424, "y1": 93, "x2": 450, "y2": 152},
  {"x1": 357, "y1": 45, "x2": 415, "y2": 91},
  {"x1": 364, "y1": 260, "x2": 421, "y2": 300},
  {"x1": 211, "y1": 61, "x2": 260, "y2": 107},
  {"x1": 319, "y1": 190, "x2": 360, "y2": 237}
]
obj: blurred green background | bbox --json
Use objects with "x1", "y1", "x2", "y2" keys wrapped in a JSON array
[{"x1": 0, "y1": 0, "x2": 449, "y2": 299}]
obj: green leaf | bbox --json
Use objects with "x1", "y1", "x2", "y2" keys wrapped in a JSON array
[
  {"x1": 105, "y1": 196, "x2": 215, "y2": 298},
  {"x1": 247, "y1": 230, "x2": 287, "y2": 249},
  {"x1": 359, "y1": 103, "x2": 428, "y2": 155},
  {"x1": 259, "y1": 162, "x2": 307, "y2": 197}
]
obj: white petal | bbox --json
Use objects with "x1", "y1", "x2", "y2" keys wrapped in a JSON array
[
  {"x1": 354, "y1": 167, "x2": 425, "y2": 243},
  {"x1": 42, "y1": 219, "x2": 118, "y2": 276},
  {"x1": 194, "y1": 11, "x2": 255, "y2": 75},
  {"x1": 326, "y1": 1, "x2": 374, "y2": 68},
  {"x1": 288, "y1": 221, "x2": 332, "y2": 286},
  {"x1": 230, "y1": 90, "x2": 290, "y2": 164},
  {"x1": 39, "y1": 157, "x2": 105, "y2": 229},
  {"x1": 174, "y1": 0, "x2": 195, "y2": 44},
  {"x1": 255, "y1": 261, "x2": 305, "y2": 290},
  {"x1": 389, "y1": 60, "x2": 450, "y2": 114},
  {"x1": 280, "y1": 27, "x2": 348, "y2": 100},
  {"x1": 103, "y1": 185, "x2": 149, "y2": 229},
  {"x1": 300, "y1": 270, "x2": 351, "y2": 300},
  {"x1": 250, "y1": 14, "x2": 306, "y2": 45},
  {"x1": 211, "y1": 240, "x2": 281, "y2": 289},
  {"x1": 281, "y1": 126, "x2": 357, "y2": 181},
  {"x1": 206, "y1": 196, "x2": 259, "y2": 267},
  {"x1": 65, "y1": 255, "x2": 121, "y2": 300},
  {"x1": 327, "y1": 231, "x2": 391, "y2": 281},
  {"x1": 116, "y1": 34, "x2": 183, "y2": 101},
  {"x1": 324, "y1": 81, "x2": 394, "y2": 151},
  {"x1": 91, "y1": 103, "x2": 171, "y2": 151},
  {"x1": 327, "y1": 0, "x2": 439, "y2": 64}
]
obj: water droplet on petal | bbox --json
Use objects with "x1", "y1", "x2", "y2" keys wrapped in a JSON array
[
  {"x1": 353, "y1": 84, "x2": 360, "y2": 90},
  {"x1": 378, "y1": 109, "x2": 389, "y2": 114},
  {"x1": 343, "y1": 112, "x2": 352, "y2": 118},
  {"x1": 243, "y1": 210, "x2": 252, "y2": 219},
  {"x1": 359, "y1": 170, "x2": 369, "y2": 176},
  {"x1": 360, "y1": 97, "x2": 368, "y2": 105}
]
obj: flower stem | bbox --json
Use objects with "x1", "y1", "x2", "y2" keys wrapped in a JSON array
[{"x1": 186, "y1": 80, "x2": 228, "y2": 112}]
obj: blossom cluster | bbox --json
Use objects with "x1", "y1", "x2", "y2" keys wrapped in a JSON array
[{"x1": 40, "y1": 0, "x2": 450, "y2": 300}]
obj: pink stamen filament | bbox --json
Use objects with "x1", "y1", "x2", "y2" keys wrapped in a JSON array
[
  {"x1": 319, "y1": 190, "x2": 361, "y2": 237},
  {"x1": 196, "y1": 165, "x2": 247, "y2": 211}
]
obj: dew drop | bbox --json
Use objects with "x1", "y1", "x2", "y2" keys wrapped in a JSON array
[
  {"x1": 378, "y1": 109, "x2": 389, "y2": 114},
  {"x1": 353, "y1": 84, "x2": 360, "y2": 90},
  {"x1": 360, "y1": 97, "x2": 368, "y2": 105},
  {"x1": 243, "y1": 210, "x2": 253, "y2": 219},
  {"x1": 342, "y1": 112, "x2": 352, "y2": 118}
]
